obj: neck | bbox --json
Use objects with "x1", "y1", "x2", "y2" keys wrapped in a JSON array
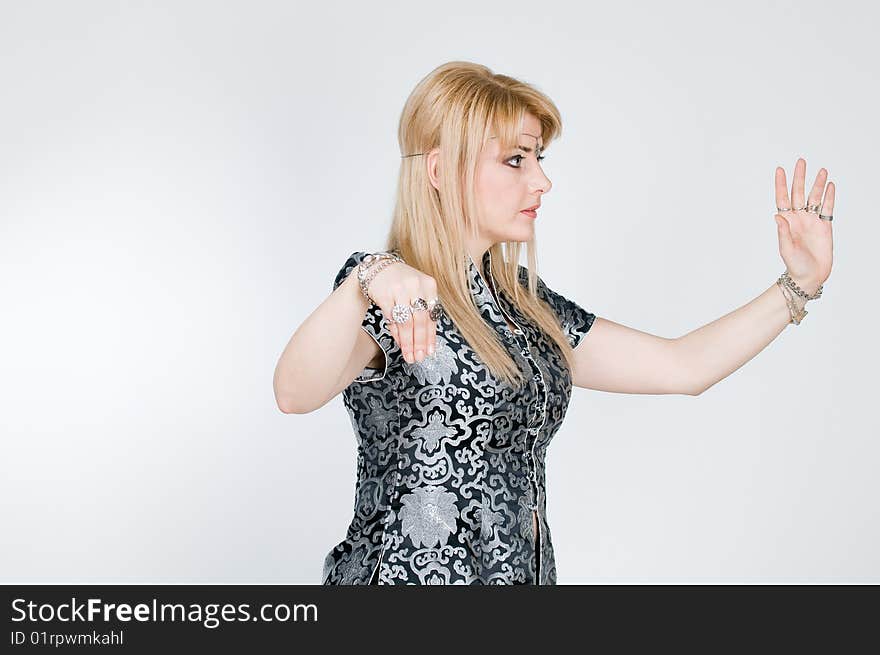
[{"x1": 464, "y1": 237, "x2": 493, "y2": 269}]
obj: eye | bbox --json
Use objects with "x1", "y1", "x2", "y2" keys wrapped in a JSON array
[{"x1": 506, "y1": 154, "x2": 546, "y2": 168}]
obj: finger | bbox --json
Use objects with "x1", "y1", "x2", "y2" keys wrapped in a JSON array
[
  {"x1": 423, "y1": 278, "x2": 438, "y2": 357},
  {"x1": 791, "y1": 157, "x2": 806, "y2": 209},
  {"x1": 775, "y1": 213, "x2": 794, "y2": 257},
  {"x1": 393, "y1": 293, "x2": 415, "y2": 363},
  {"x1": 404, "y1": 278, "x2": 426, "y2": 362},
  {"x1": 374, "y1": 287, "x2": 402, "y2": 352},
  {"x1": 379, "y1": 300, "x2": 402, "y2": 356},
  {"x1": 821, "y1": 180, "x2": 835, "y2": 216},
  {"x1": 775, "y1": 166, "x2": 790, "y2": 210},
  {"x1": 807, "y1": 167, "x2": 827, "y2": 210},
  {"x1": 412, "y1": 302, "x2": 428, "y2": 363}
]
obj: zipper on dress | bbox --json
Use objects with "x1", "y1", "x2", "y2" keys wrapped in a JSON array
[
  {"x1": 369, "y1": 456, "x2": 404, "y2": 585},
  {"x1": 368, "y1": 542, "x2": 385, "y2": 585},
  {"x1": 528, "y1": 463, "x2": 542, "y2": 585},
  {"x1": 536, "y1": 506, "x2": 542, "y2": 585}
]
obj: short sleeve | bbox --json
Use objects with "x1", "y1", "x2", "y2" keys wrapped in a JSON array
[
  {"x1": 333, "y1": 251, "x2": 402, "y2": 383},
  {"x1": 519, "y1": 266, "x2": 597, "y2": 350}
]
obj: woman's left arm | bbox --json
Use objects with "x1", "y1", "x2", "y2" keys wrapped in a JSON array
[
  {"x1": 570, "y1": 159, "x2": 835, "y2": 396},
  {"x1": 673, "y1": 158, "x2": 835, "y2": 395}
]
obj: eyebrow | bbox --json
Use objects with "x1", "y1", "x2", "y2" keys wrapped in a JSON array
[{"x1": 516, "y1": 144, "x2": 544, "y2": 154}]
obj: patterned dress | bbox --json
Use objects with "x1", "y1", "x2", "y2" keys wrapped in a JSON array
[{"x1": 322, "y1": 249, "x2": 597, "y2": 585}]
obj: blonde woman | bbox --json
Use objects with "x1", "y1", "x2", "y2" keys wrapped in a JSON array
[{"x1": 273, "y1": 61, "x2": 835, "y2": 585}]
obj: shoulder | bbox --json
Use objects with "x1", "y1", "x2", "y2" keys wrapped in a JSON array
[{"x1": 515, "y1": 264, "x2": 551, "y2": 296}]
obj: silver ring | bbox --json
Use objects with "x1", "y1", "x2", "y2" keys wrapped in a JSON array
[
  {"x1": 805, "y1": 203, "x2": 821, "y2": 213},
  {"x1": 426, "y1": 298, "x2": 443, "y2": 321},
  {"x1": 391, "y1": 303, "x2": 412, "y2": 324},
  {"x1": 776, "y1": 206, "x2": 792, "y2": 212},
  {"x1": 410, "y1": 297, "x2": 428, "y2": 312},
  {"x1": 818, "y1": 213, "x2": 833, "y2": 221}
]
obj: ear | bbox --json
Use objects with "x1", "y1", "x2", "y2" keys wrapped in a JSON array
[{"x1": 426, "y1": 147, "x2": 441, "y2": 190}]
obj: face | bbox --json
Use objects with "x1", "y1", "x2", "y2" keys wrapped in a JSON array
[{"x1": 471, "y1": 112, "x2": 552, "y2": 253}]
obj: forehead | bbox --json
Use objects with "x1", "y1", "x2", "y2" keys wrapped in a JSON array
[
  {"x1": 484, "y1": 131, "x2": 544, "y2": 154},
  {"x1": 480, "y1": 112, "x2": 545, "y2": 157},
  {"x1": 520, "y1": 112, "x2": 543, "y2": 137},
  {"x1": 497, "y1": 113, "x2": 543, "y2": 148}
]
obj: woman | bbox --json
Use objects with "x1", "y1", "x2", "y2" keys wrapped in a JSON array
[{"x1": 273, "y1": 61, "x2": 835, "y2": 584}]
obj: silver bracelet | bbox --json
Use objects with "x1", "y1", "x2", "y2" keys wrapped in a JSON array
[
  {"x1": 779, "y1": 270, "x2": 823, "y2": 301},
  {"x1": 775, "y1": 270, "x2": 823, "y2": 326},
  {"x1": 776, "y1": 278, "x2": 807, "y2": 325},
  {"x1": 357, "y1": 252, "x2": 404, "y2": 303}
]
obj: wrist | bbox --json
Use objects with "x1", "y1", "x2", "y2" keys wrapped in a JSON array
[
  {"x1": 345, "y1": 267, "x2": 370, "y2": 310},
  {"x1": 789, "y1": 275, "x2": 822, "y2": 298}
]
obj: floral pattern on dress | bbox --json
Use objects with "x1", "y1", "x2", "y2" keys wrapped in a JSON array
[
  {"x1": 399, "y1": 485, "x2": 460, "y2": 548},
  {"x1": 402, "y1": 335, "x2": 458, "y2": 385},
  {"x1": 410, "y1": 411, "x2": 456, "y2": 454}
]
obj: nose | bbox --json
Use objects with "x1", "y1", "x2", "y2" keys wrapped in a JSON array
[
  {"x1": 532, "y1": 173, "x2": 553, "y2": 194},
  {"x1": 531, "y1": 170, "x2": 552, "y2": 195}
]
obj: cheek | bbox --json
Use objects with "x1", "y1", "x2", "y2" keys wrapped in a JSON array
[{"x1": 476, "y1": 171, "x2": 518, "y2": 209}]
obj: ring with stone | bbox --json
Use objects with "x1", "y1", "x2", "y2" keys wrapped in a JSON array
[
  {"x1": 410, "y1": 297, "x2": 428, "y2": 313},
  {"x1": 426, "y1": 298, "x2": 444, "y2": 321},
  {"x1": 391, "y1": 303, "x2": 413, "y2": 324},
  {"x1": 805, "y1": 203, "x2": 821, "y2": 213}
]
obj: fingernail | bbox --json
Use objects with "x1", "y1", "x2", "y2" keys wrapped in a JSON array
[
  {"x1": 427, "y1": 345, "x2": 434, "y2": 355},
  {"x1": 416, "y1": 350, "x2": 423, "y2": 361}
]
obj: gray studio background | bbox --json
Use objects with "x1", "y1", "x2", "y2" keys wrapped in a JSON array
[{"x1": 1, "y1": 0, "x2": 877, "y2": 583}]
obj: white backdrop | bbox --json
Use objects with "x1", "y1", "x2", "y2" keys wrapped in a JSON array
[{"x1": 1, "y1": 0, "x2": 876, "y2": 583}]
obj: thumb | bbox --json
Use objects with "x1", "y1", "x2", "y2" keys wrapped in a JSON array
[
  {"x1": 775, "y1": 214, "x2": 794, "y2": 251},
  {"x1": 775, "y1": 213, "x2": 790, "y2": 235}
]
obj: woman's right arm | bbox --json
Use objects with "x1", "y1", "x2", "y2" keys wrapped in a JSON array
[{"x1": 273, "y1": 268, "x2": 380, "y2": 414}]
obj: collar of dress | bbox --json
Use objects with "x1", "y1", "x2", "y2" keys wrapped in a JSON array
[{"x1": 466, "y1": 249, "x2": 505, "y2": 311}]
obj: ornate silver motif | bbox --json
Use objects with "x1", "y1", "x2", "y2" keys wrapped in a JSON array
[
  {"x1": 391, "y1": 303, "x2": 412, "y2": 324},
  {"x1": 402, "y1": 336, "x2": 457, "y2": 385},
  {"x1": 411, "y1": 411, "x2": 456, "y2": 453},
  {"x1": 399, "y1": 485, "x2": 460, "y2": 548}
]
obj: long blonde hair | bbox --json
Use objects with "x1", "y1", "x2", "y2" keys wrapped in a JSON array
[{"x1": 383, "y1": 61, "x2": 574, "y2": 389}]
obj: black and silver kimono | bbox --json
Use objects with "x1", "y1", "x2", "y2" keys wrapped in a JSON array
[{"x1": 322, "y1": 249, "x2": 597, "y2": 585}]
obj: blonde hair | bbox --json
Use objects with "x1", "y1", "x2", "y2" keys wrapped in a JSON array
[{"x1": 383, "y1": 61, "x2": 574, "y2": 389}]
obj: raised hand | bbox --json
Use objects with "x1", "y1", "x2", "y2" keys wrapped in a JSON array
[{"x1": 773, "y1": 158, "x2": 835, "y2": 295}]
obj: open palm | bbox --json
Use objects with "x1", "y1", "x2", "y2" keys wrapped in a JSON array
[{"x1": 774, "y1": 157, "x2": 835, "y2": 294}]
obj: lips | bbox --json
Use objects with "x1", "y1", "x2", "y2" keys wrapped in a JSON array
[{"x1": 521, "y1": 203, "x2": 541, "y2": 211}]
